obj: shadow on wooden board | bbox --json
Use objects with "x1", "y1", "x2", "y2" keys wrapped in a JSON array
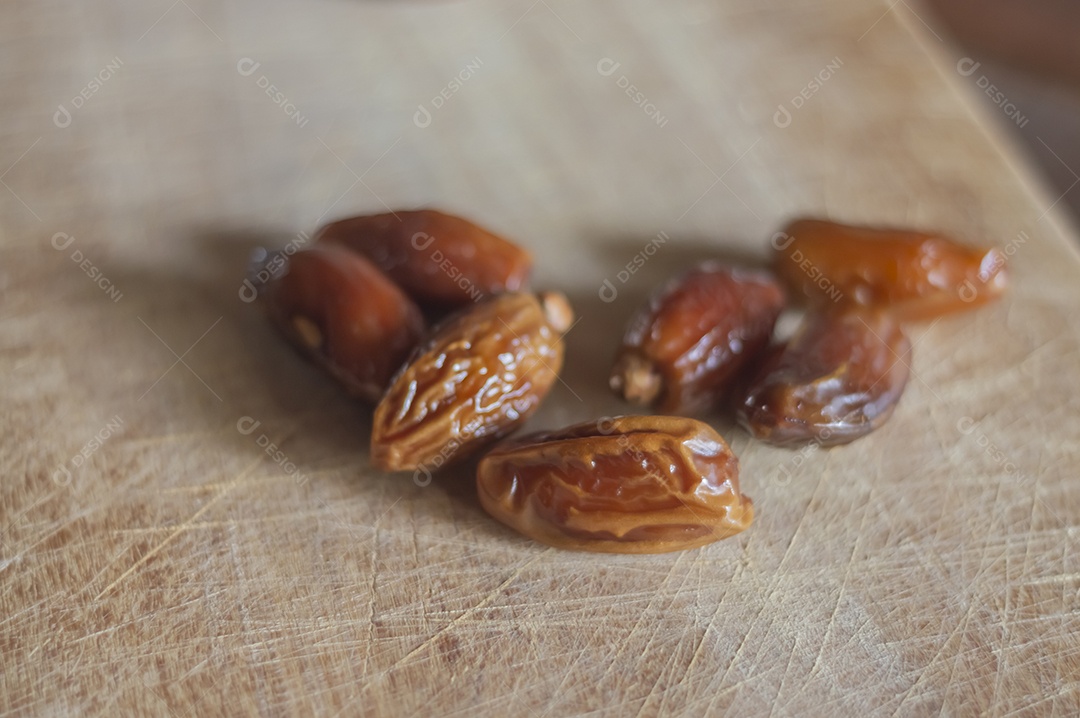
[{"x1": 97, "y1": 227, "x2": 502, "y2": 523}]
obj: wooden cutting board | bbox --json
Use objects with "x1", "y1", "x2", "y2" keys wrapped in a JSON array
[{"x1": 4, "y1": 0, "x2": 1080, "y2": 714}]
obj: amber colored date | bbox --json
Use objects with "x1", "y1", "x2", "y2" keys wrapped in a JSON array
[
  {"x1": 252, "y1": 244, "x2": 426, "y2": 402},
  {"x1": 610, "y1": 263, "x2": 785, "y2": 415},
  {"x1": 476, "y1": 415, "x2": 753, "y2": 554},
  {"x1": 773, "y1": 219, "x2": 1008, "y2": 321},
  {"x1": 738, "y1": 309, "x2": 911, "y2": 447},
  {"x1": 315, "y1": 209, "x2": 533, "y2": 309},
  {"x1": 371, "y1": 291, "x2": 573, "y2": 473}
]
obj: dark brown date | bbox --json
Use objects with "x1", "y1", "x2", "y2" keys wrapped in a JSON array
[
  {"x1": 252, "y1": 244, "x2": 425, "y2": 402},
  {"x1": 610, "y1": 263, "x2": 785, "y2": 414},
  {"x1": 476, "y1": 415, "x2": 753, "y2": 554},
  {"x1": 737, "y1": 309, "x2": 911, "y2": 446},
  {"x1": 315, "y1": 209, "x2": 533, "y2": 310}
]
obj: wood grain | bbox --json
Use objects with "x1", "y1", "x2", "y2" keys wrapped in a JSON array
[{"x1": 3, "y1": 0, "x2": 1080, "y2": 715}]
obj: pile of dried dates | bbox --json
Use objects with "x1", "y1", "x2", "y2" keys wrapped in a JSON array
[{"x1": 248, "y1": 210, "x2": 1008, "y2": 554}]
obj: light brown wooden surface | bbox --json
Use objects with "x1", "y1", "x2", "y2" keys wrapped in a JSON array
[{"x1": 3, "y1": 1, "x2": 1080, "y2": 715}]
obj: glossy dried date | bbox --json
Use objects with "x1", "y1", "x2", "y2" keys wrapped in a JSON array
[
  {"x1": 773, "y1": 218, "x2": 1008, "y2": 321},
  {"x1": 610, "y1": 263, "x2": 785, "y2": 414},
  {"x1": 316, "y1": 209, "x2": 533, "y2": 309},
  {"x1": 738, "y1": 309, "x2": 911, "y2": 446},
  {"x1": 251, "y1": 244, "x2": 426, "y2": 402},
  {"x1": 371, "y1": 291, "x2": 573, "y2": 472},
  {"x1": 476, "y1": 415, "x2": 753, "y2": 553}
]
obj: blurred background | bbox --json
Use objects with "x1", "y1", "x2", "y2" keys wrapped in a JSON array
[{"x1": 922, "y1": 0, "x2": 1080, "y2": 222}]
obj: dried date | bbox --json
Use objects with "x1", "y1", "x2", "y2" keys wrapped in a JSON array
[
  {"x1": 251, "y1": 244, "x2": 426, "y2": 402},
  {"x1": 610, "y1": 263, "x2": 785, "y2": 414},
  {"x1": 737, "y1": 309, "x2": 911, "y2": 446},
  {"x1": 476, "y1": 415, "x2": 753, "y2": 553},
  {"x1": 371, "y1": 291, "x2": 573, "y2": 472},
  {"x1": 773, "y1": 218, "x2": 1008, "y2": 321},
  {"x1": 316, "y1": 209, "x2": 533, "y2": 309}
]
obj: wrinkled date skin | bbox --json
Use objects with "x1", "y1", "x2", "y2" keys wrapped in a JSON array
[
  {"x1": 253, "y1": 244, "x2": 426, "y2": 402},
  {"x1": 316, "y1": 209, "x2": 533, "y2": 309},
  {"x1": 610, "y1": 263, "x2": 785, "y2": 414},
  {"x1": 738, "y1": 309, "x2": 911, "y2": 447},
  {"x1": 476, "y1": 415, "x2": 753, "y2": 554},
  {"x1": 371, "y1": 292, "x2": 573, "y2": 473},
  {"x1": 774, "y1": 219, "x2": 1008, "y2": 321}
]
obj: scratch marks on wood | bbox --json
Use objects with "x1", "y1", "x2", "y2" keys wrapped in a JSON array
[
  {"x1": 632, "y1": 553, "x2": 695, "y2": 718},
  {"x1": 360, "y1": 499, "x2": 389, "y2": 678},
  {"x1": 766, "y1": 636, "x2": 799, "y2": 718},
  {"x1": 383, "y1": 550, "x2": 552, "y2": 674},
  {"x1": 1023, "y1": 571, "x2": 1080, "y2": 587},
  {"x1": 93, "y1": 454, "x2": 264, "y2": 600},
  {"x1": 110, "y1": 512, "x2": 327, "y2": 533},
  {"x1": 805, "y1": 486, "x2": 874, "y2": 685}
]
